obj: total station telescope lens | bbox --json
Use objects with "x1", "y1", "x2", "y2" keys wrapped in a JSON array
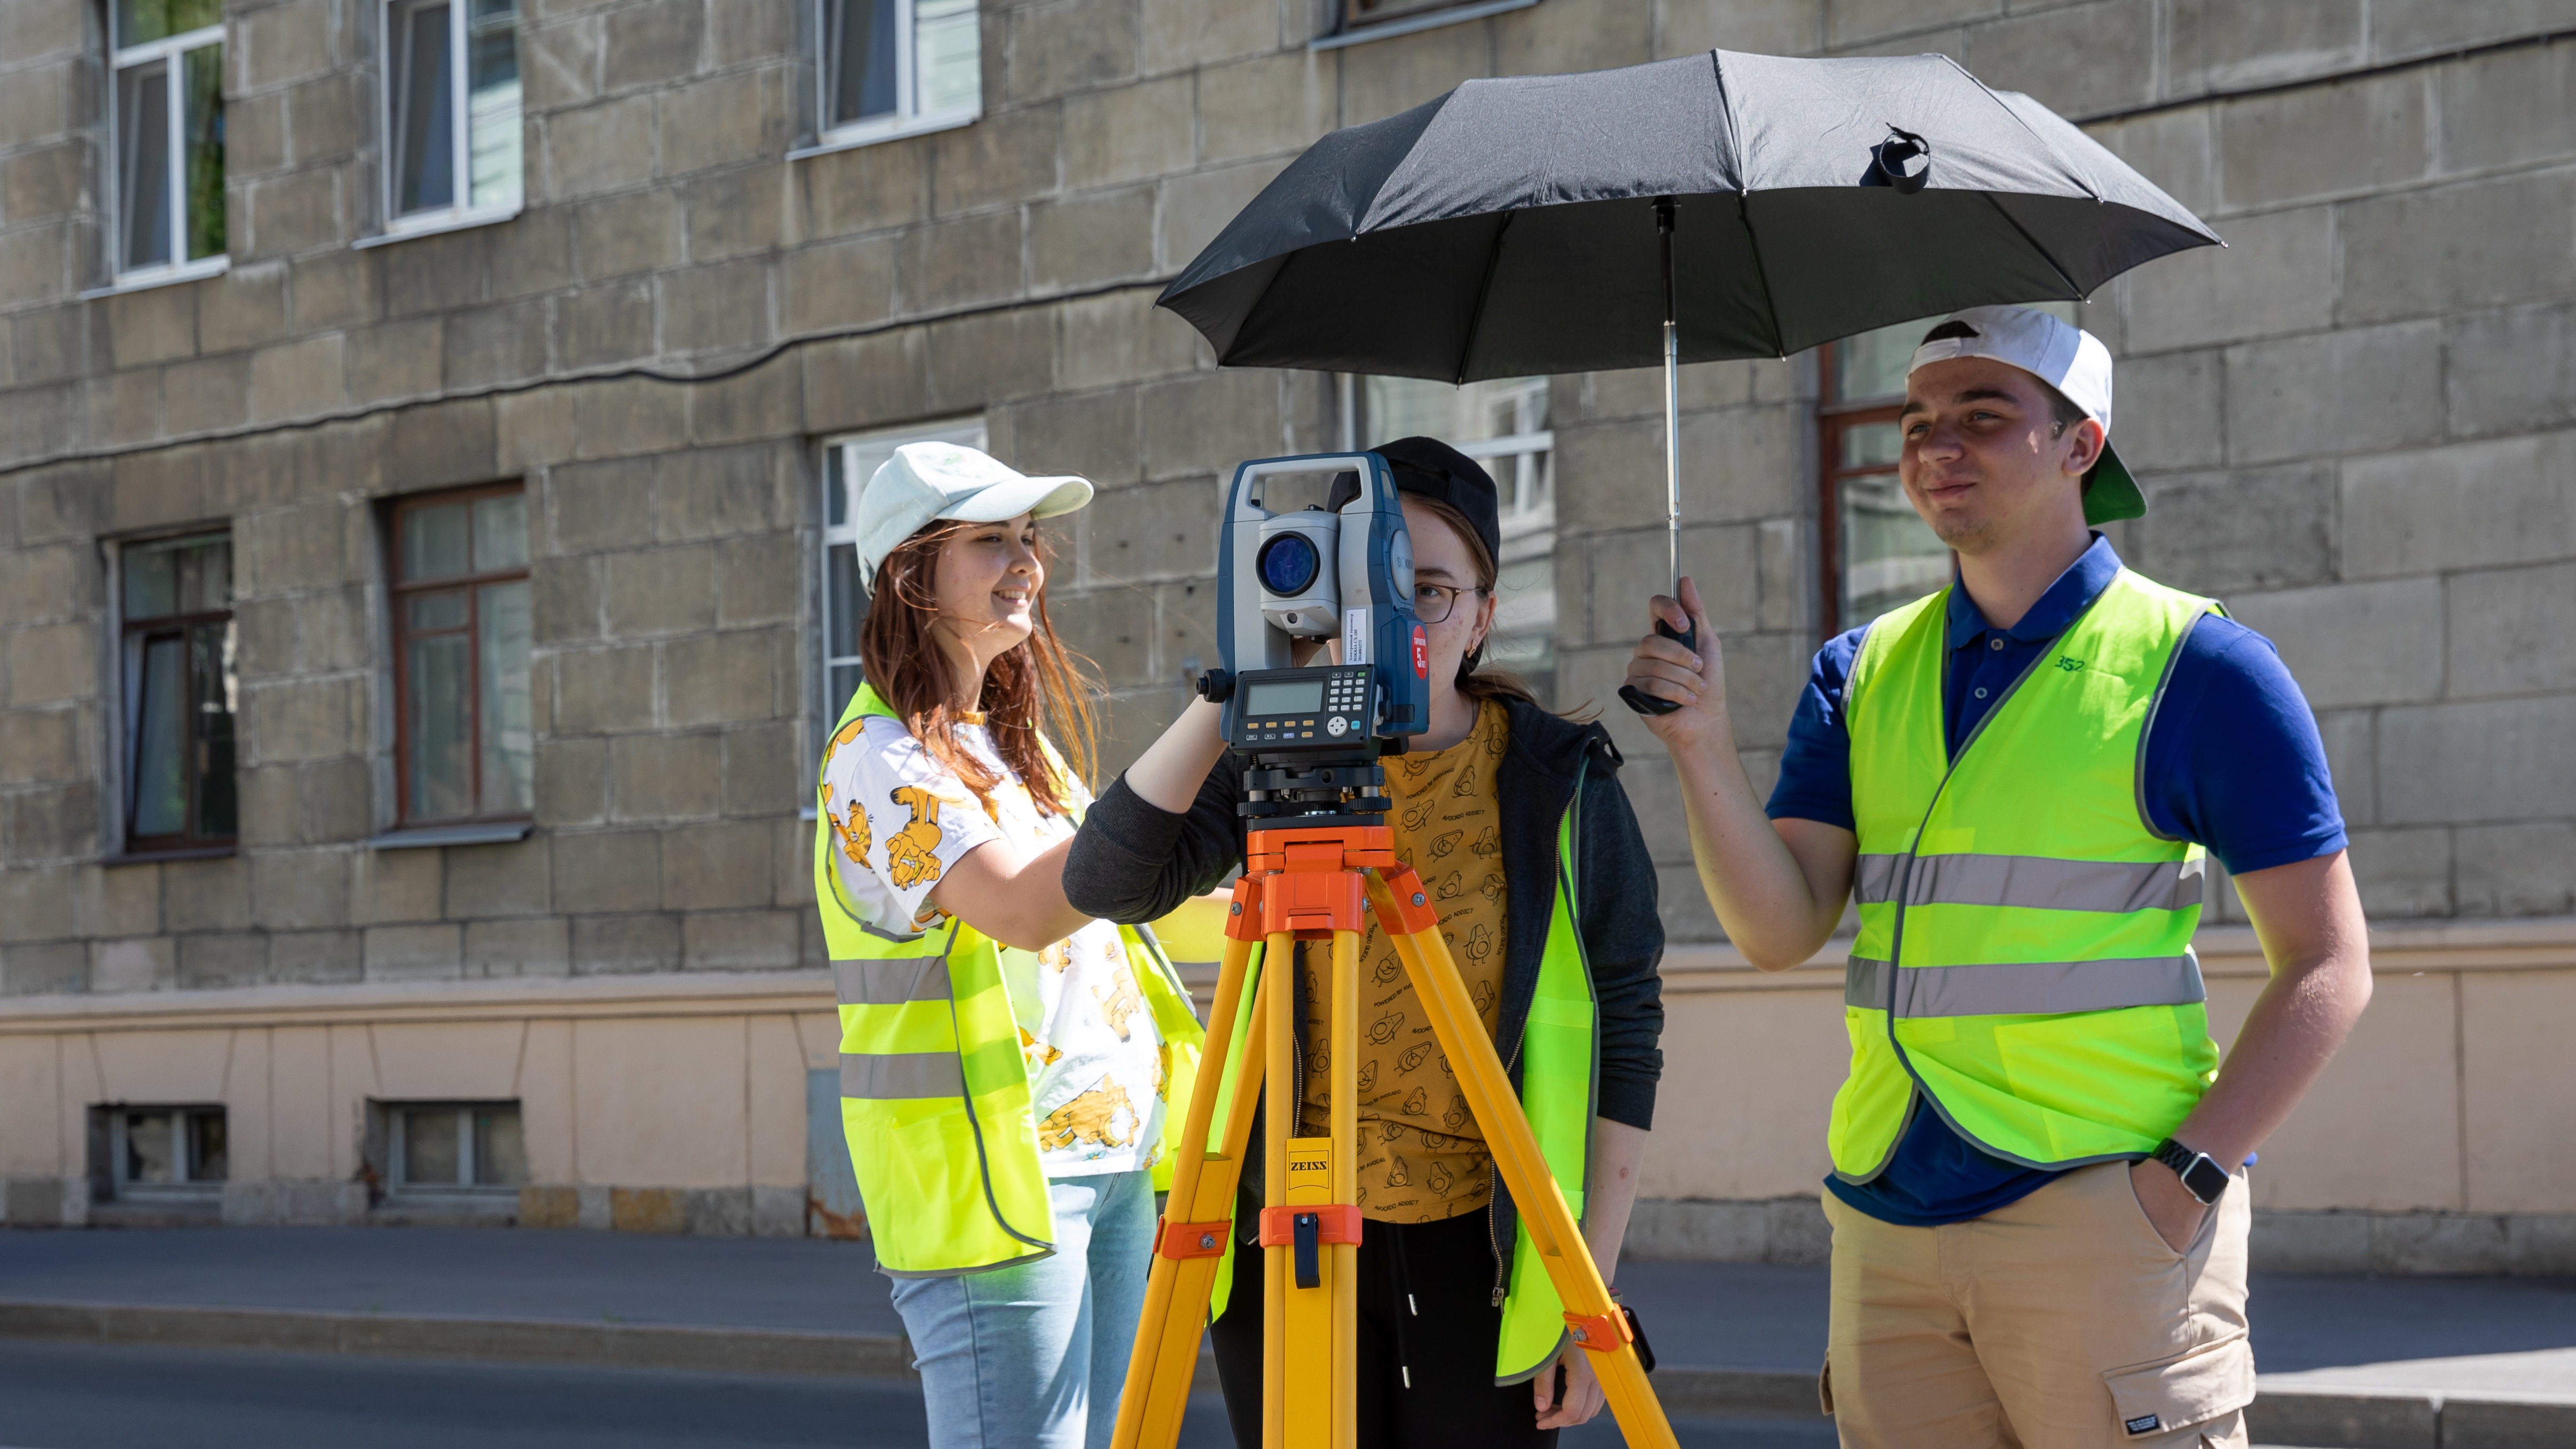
[{"x1": 1257, "y1": 534, "x2": 1320, "y2": 596}]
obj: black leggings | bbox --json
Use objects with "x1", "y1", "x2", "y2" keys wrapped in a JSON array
[{"x1": 1208, "y1": 1194, "x2": 1562, "y2": 1449}]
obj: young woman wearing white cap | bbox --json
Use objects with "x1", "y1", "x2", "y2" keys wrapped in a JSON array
[{"x1": 812, "y1": 442, "x2": 1207, "y2": 1449}]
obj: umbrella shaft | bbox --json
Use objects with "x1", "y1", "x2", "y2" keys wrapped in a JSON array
[{"x1": 1663, "y1": 318, "x2": 1679, "y2": 593}]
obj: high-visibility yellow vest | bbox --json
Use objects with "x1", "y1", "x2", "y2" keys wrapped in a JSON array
[
  {"x1": 812, "y1": 685, "x2": 1206, "y2": 1277},
  {"x1": 1203, "y1": 769, "x2": 1600, "y2": 1387},
  {"x1": 1828, "y1": 569, "x2": 2225, "y2": 1180}
]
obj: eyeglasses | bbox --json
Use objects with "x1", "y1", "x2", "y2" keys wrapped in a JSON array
[{"x1": 1412, "y1": 582, "x2": 1482, "y2": 624}]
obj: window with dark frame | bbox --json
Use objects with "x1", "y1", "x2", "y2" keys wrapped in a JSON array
[
  {"x1": 390, "y1": 487, "x2": 533, "y2": 825},
  {"x1": 108, "y1": 1105, "x2": 228, "y2": 1192},
  {"x1": 1816, "y1": 304, "x2": 2084, "y2": 638},
  {"x1": 120, "y1": 532, "x2": 237, "y2": 856},
  {"x1": 1816, "y1": 328, "x2": 1939, "y2": 640}
]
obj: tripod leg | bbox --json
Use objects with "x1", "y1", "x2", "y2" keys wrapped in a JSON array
[
  {"x1": 1114, "y1": 932, "x2": 1270, "y2": 1449},
  {"x1": 1263, "y1": 928, "x2": 1361, "y2": 1449},
  {"x1": 1328, "y1": 928, "x2": 1359, "y2": 1446},
  {"x1": 1262, "y1": 931, "x2": 1293, "y2": 1449},
  {"x1": 1366, "y1": 875, "x2": 1679, "y2": 1449}
]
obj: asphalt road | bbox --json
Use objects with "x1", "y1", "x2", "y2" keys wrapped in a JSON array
[{"x1": 0, "y1": 1340, "x2": 1841, "y2": 1449}]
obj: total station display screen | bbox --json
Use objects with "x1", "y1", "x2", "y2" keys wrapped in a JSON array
[{"x1": 1244, "y1": 678, "x2": 1326, "y2": 716}]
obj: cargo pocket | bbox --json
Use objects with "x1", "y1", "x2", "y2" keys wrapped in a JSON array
[{"x1": 2101, "y1": 1333, "x2": 2254, "y2": 1439}]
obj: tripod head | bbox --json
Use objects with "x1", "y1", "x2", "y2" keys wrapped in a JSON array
[{"x1": 1196, "y1": 453, "x2": 1432, "y2": 827}]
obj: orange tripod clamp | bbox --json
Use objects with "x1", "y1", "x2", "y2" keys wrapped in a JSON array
[
  {"x1": 1254, "y1": 1204, "x2": 1363, "y2": 1248},
  {"x1": 1156, "y1": 1218, "x2": 1233, "y2": 1260}
]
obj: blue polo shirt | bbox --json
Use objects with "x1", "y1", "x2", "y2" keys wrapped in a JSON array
[{"x1": 1769, "y1": 536, "x2": 2346, "y2": 1227}]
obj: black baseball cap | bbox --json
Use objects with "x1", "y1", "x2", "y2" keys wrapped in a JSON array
[{"x1": 1326, "y1": 436, "x2": 1502, "y2": 562}]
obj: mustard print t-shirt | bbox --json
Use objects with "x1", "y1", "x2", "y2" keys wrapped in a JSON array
[
  {"x1": 819, "y1": 710, "x2": 1165, "y2": 1179},
  {"x1": 1299, "y1": 699, "x2": 1509, "y2": 1221}
]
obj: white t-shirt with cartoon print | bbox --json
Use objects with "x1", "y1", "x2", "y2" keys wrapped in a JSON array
[{"x1": 819, "y1": 711, "x2": 1166, "y2": 1179}]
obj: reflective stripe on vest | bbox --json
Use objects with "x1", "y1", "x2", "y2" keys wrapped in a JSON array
[
  {"x1": 1199, "y1": 763, "x2": 1599, "y2": 1387},
  {"x1": 840, "y1": 1049, "x2": 968, "y2": 1099},
  {"x1": 833, "y1": 956, "x2": 954, "y2": 1005},
  {"x1": 1827, "y1": 570, "x2": 2225, "y2": 1181},
  {"x1": 813, "y1": 683, "x2": 1207, "y2": 1278},
  {"x1": 1842, "y1": 952, "x2": 2207, "y2": 1017},
  {"x1": 1853, "y1": 853, "x2": 2206, "y2": 914}
]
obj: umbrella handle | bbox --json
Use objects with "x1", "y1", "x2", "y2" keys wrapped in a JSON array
[{"x1": 1618, "y1": 619, "x2": 1696, "y2": 717}]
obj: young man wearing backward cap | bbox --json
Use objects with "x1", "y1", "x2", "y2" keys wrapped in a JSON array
[{"x1": 1623, "y1": 306, "x2": 2374, "y2": 1447}]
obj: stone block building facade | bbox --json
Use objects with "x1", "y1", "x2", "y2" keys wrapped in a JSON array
[{"x1": 0, "y1": 0, "x2": 2570, "y2": 1268}]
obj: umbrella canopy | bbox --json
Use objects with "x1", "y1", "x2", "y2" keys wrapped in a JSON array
[{"x1": 1158, "y1": 49, "x2": 2221, "y2": 382}]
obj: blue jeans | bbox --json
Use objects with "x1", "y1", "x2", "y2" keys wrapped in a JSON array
[{"x1": 888, "y1": 1170, "x2": 1157, "y2": 1449}]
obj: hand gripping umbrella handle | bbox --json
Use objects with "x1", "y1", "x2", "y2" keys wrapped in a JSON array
[{"x1": 1619, "y1": 617, "x2": 1696, "y2": 717}]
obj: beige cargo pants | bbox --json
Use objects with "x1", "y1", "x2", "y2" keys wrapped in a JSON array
[{"x1": 1820, "y1": 1160, "x2": 2255, "y2": 1447}]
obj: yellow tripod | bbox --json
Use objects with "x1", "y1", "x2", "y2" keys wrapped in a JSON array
[{"x1": 1113, "y1": 821, "x2": 1675, "y2": 1449}]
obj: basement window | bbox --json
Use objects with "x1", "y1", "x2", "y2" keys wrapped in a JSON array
[
  {"x1": 387, "y1": 1102, "x2": 529, "y2": 1192},
  {"x1": 107, "y1": 1106, "x2": 228, "y2": 1194}
]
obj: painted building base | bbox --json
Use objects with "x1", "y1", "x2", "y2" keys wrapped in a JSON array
[
  {"x1": 1, "y1": 1176, "x2": 812, "y2": 1237},
  {"x1": 1623, "y1": 1195, "x2": 2576, "y2": 1276},
  {"x1": 3, "y1": 920, "x2": 2570, "y2": 1265}
]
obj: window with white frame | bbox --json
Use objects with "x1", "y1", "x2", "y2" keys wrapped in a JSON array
[
  {"x1": 817, "y1": 419, "x2": 988, "y2": 764},
  {"x1": 106, "y1": 1105, "x2": 228, "y2": 1193},
  {"x1": 816, "y1": 0, "x2": 981, "y2": 147},
  {"x1": 1355, "y1": 376, "x2": 1557, "y2": 704},
  {"x1": 109, "y1": 1, "x2": 228, "y2": 285},
  {"x1": 385, "y1": 1102, "x2": 528, "y2": 1192},
  {"x1": 382, "y1": 0, "x2": 523, "y2": 233}
]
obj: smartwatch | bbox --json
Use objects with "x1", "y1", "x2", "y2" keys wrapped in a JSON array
[{"x1": 2152, "y1": 1138, "x2": 2232, "y2": 1205}]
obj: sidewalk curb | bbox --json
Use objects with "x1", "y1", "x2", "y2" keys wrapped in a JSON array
[
  {"x1": 1646, "y1": 1367, "x2": 2576, "y2": 1449},
  {"x1": 2, "y1": 1300, "x2": 2567, "y2": 1448},
  {"x1": 0, "y1": 1300, "x2": 915, "y2": 1381}
]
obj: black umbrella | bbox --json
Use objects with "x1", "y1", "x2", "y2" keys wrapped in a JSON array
[{"x1": 1156, "y1": 49, "x2": 2220, "y2": 711}]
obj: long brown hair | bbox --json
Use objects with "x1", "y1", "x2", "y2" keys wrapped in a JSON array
[
  {"x1": 1410, "y1": 495, "x2": 1556, "y2": 712},
  {"x1": 858, "y1": 518, "x2": 1099, "y2": 817}
]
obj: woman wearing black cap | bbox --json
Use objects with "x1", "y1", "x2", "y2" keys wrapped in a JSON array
[{"x1": 1063, "y1": 438, "x2": 1666, "y2": 1447}]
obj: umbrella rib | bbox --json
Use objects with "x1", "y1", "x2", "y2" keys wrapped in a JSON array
[
  {"x1": 1979, "y1": 189, "x2": 2085, "y2": 300},
  {"x1": 1736, "y1": 191, "x2": 1788, "y2": 359},
  {"x1": 1452, "y1": 210, "x2": 1515, "y2": 385},
  {"x1": 1937, "y1": 52, "x2": 2104, "y2": 203},
  {"x1": 1709, "y1": 50, "x2": 1787, "y2": 357}
]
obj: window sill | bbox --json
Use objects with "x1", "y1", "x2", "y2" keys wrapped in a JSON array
[
  {"x1": 79, "y1": 255, "x2": 231, "y2": 301},
  {"x1": 103, "y1": 845, "x2": 238, "y2": 867},
  {"x1": 369, "y1": 821, "x2": 534, "y2": 851},
  {"x1": 355, "y1": 205, "x2": 524, "y2": 250},
  {"x1": 1310, "y1": 0, "x2": 1538, "y2": 50},
  {"x1": 788, "y1": 109, "x2": 980, "y2": 162}
]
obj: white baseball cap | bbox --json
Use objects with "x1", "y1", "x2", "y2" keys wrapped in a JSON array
[
  {"x1": 855, "y1": 442, "x2": 1092, "y2": 592},
  {"x1": 1906, "y1": 305, "x2": 2143, "y2": 524}
]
